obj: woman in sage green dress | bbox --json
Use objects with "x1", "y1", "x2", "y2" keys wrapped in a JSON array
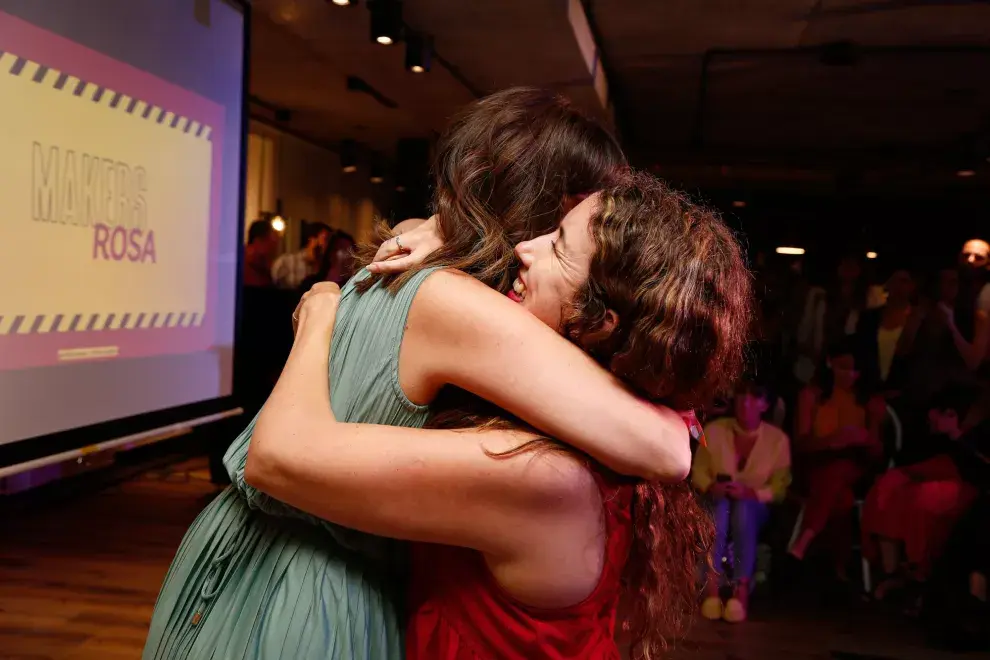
[{"x1": 142, "y1": 88, "x2": 693, "y2": 660}]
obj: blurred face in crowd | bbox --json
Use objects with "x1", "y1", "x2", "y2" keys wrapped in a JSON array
[
  {"x1": 959, "y1": 239, "x2": 990, "y2": 272},
  {"x1": 330, "y1": 236, "x2": 356, "y2": 278},
  {"x1": 837, "y1": 256, "x2": 862, "y2": 284},
  {"x1": 307, "y1": 228, "x2": 332, "y2": 259},
  {"x1": 938, "y1": 268, "x2": 960, "y2": 304},
  {"x1": 885, "y1": 270, "x2": 914, "y2": 305},
  {"x1": 734, "y1": 390, "x2": 769, "y2": 432},
  {"x1": 829, "y1": 353, "x2": 859, "y2": 391},
  {"x1": 928, "y1": 407, "x2": 960, "y2": 437}
]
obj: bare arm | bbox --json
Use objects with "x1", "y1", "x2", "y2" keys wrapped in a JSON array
[
  {"x1": 247, "y1": 297, "x2": 596, "y2": 562},
  {"x1": 403, "y1": 270, "x2": 690, "y2": 481},
  {"x1": 896, "y1": 302, "x2": 928, "y2": 355},
  {"x1": 948, "y1": 309, "x2": 989, "y2": 370}
]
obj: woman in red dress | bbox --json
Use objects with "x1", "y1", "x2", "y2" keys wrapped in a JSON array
[
  {"x1": 862, "y1": 387, "x2": 980, "y2": 600},
  {"x1": 247, "y1": 173, "x2": 752, "y2": 659}
]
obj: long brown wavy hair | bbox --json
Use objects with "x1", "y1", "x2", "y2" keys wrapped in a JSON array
[
  {"x1": 357, "y1": 86, "x2": 626, "y2": 293},
  {"x1": 429, "y1": 172, "x2": 752, "y2": 659}
]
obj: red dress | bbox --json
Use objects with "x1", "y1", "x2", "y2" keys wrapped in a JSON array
[
  {"x1": 861, "y1": 454, "x2": 978, "y2": 576},
  {"x1": 406, "y1": 471, "x2": 634, "y2": 659}
]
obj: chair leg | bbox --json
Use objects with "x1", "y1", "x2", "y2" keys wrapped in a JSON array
[
  {"x1": 787, "y1": 506, "x2": 805, "y2": 552},
  {"x1": 856, "y1": 500, "x2": 871, "y2": 593}
]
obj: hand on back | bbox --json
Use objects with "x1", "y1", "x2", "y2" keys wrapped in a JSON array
[{"x1": 367, "y1": 215, "x2": 442, "y2": 275}]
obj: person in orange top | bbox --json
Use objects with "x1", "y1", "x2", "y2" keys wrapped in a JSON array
[
  {"x1": 789, "y1": 339, "x2": 886, "y2": 577},
  {"x1": 693, "y1": 380, "x2": 792, "y2": 622},
  {"x1": 242, "y1": 218, "x2": 280, "y2": 287}
]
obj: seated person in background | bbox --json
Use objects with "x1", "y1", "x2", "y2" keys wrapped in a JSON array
[
  {"x1": 693, "y1": 380, "x2": 792, "y2": 623},
  {"x1": 243, "y1": 218, "x2": 281, "y2": 288},
  {"x1": 272, "y1": 221, "x2": 332, "y2": 289},
  {"x1": 788, "y1": 340, "x2": 886, "y2": 578},
  {"x1": 861, "y1": 387, "x2": 981, "y2": 602},
  {"x1": 299, "y1": 231, "x2": 357, "y2": 292}
]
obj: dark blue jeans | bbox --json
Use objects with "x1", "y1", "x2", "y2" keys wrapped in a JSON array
[{"x1": 710, "y1": 497, "x2": 769, "y2": 585}]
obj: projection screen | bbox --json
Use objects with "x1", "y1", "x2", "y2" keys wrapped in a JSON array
[{"x1": 0, "y1": 0, "x2": 246, "y2": 468}]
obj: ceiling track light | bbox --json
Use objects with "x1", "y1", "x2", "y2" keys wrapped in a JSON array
[
  {"x1": 329, "y1": 0, "x2": 355, "y2": 5},
  {"x1": 340, "y1": 139, "x2": 358, "y2": 174},
  {"x1": 369, "y1": 0, "x2": 402, "y2": 46},
  {"x1": 405, "y1": 31, "x2": 433, "y2": 73},
  {"x1": 369, "y1": 152, "x2": 385, "y2": 184}
]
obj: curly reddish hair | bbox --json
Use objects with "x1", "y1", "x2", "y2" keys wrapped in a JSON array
[
  {"x1": 570, "y1": 173, "x2": 750, "y2": 657},
  {"x1": 431, "y1": 172, "x2": 752, "y2": 658},
  {"x1": 566, "y1": 172, "x2": 753, "y2": 412}
]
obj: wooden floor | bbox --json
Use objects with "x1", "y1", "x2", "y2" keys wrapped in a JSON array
[{"x1": 0, "y1": 456, "x2": 986, "y2": 660}]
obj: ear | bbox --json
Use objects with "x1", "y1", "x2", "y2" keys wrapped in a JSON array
[{"x1": 601, "y1": 309, "x2": 619, "y2": 335}]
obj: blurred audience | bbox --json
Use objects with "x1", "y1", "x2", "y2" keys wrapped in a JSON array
[
  {"x1": 694, "y1": 380, "x2": 792, "y2": 623},
  {"x1": 897, "y1": 266, "x2": 986, "y2": 412},
  {"x1": 854, "y1": 267, "x2": 914, "y2": 395},
  {"x1": 954, "y1": 239, "x2": 990, "y2": 370},
  {"x1": 794, "y1": 254, "x2": 868, "y2": 384},
  {"x1": 959, "y1": 238, "x2": 989, "y2": 312},
  {"x1": 299, "y1": 231, "x2": 356, "y2": 291},
  {"x1": 243, "y1": 218, "x2": 281, "y2": 288},
  {"x1": 272, "y1": 220, "x2": 332, "y2": 289},
  {"x1": 788, "y1": 340, "x2": 886, "y2": 577}
]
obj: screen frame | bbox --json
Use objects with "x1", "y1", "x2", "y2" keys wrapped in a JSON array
[{"x1": 0, "y1": 0, "x2": 252, "y2": 470}]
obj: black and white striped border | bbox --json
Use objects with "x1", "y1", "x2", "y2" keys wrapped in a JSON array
[
  {"x1": 0, "y1": 312, "x2": 205, "y2": 335},
  {"x1": 0, "y1": 50, "x2": 213, "y2": 141}
]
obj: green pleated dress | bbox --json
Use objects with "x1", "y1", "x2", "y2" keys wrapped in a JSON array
[{"x1": 142, "y1": 268, "x2": 439, "y2": 660}]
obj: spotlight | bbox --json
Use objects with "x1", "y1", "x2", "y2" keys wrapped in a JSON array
[
  {"x1": 732, "y1": 200, "x2": 746, "y2": 208},
  {"x1": 369, "y1": 153, "x2": 385, "y2": 184},
  {"x1": 369, "y1": 0, "x2": 401, "y2": 46},
  {"x1": 270, "y1": 216, "x2": 286, "y2": 232},
  {"x1": 775, "y1": 246, "x2": 805, "y2": 256},
  {"x1": 340, "y1": 140, "x2": 358, "y2": 174},
  {"x1": 866, "y1": 251, "x2": 878, "y2": 260},
  {"x1": 330, "y1": 0, "x2": 352, "y2": 5},
  {"x1": 957, "y1": 169, "x2": 976, "y2": 178},
  {"x1": 405, "y1": 32, "x2": 432, "y2": 73}
]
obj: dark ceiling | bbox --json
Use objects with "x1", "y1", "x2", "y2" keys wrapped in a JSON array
[
  {"x1": 252, "y1": 0, "x2": 990, "y2": 197},
  {"x1": 588, "y1": 0, "x2": 990, "y2": 196}
]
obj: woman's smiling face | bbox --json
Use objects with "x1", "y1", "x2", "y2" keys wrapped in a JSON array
[{"x1": 508, "y1": 194, "x2": 599, "y2": 332}]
